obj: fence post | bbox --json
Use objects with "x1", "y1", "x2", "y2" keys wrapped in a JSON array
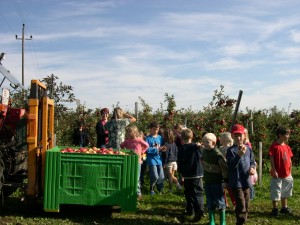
[
  {"x1": 258, "y1": 141, "x2": 263, "y2": 186},
  {"x1": 135, "y1": 102, "x2": 138, "y2": 123}
]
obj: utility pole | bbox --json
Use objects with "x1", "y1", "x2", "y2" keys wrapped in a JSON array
[{"x1": 16, "y1": 23, "x2": 32, "y2": 86}]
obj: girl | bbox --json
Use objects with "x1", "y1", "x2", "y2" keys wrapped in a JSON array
[
  {"x1": 220, "y1": 132, "x2": 236, "y2": 209},
  {"x1": 120, "y1": 125, "x2": 149, "y2": 199},
  {"x1": 162, "y1": 129, "x2": 181, "y2": 193}
]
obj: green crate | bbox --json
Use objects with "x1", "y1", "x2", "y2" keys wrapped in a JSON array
[{"x1": 43, "y1": 146, "x2": 139, "y2": 212}]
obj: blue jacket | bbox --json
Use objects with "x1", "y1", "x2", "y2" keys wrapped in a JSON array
[
  {"x1": 226, "y1": 144, "x2": 255, "y2": 189},
  {"x1": 146, "y1": 135, "x2": 164, "y2": 166}
]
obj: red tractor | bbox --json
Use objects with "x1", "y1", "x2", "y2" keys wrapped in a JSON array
[
  {"x1": 0, "y1": 63, "x2": 28, "y2": 205},
  {"x1": 0, "y1": 61, "x2": 54, "y2": 207}
]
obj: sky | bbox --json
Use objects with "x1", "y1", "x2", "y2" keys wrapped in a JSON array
[{"x1": 1, "y1": 0, "x2": 300, "y2": 113}]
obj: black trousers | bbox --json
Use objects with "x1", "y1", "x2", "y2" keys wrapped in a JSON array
[{"x1": 184, "y1": 178, "x2": 204, "y2": 215}]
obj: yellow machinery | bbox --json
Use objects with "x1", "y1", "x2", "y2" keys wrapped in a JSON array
[{"x1": 27, "y1": 79, "x2": 54, "y2": 196}]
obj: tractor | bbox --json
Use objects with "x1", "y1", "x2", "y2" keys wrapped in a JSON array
[{"x1": 0, "y1": 61, "x2": 54, "y2": 208}]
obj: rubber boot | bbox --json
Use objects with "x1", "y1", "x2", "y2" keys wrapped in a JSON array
[
  {"x1": 208, "y1": 210, "x2": 215, "y2": 225},
  {"x1": 219, "y1": 209, "x2": 226, "y2": 225}
]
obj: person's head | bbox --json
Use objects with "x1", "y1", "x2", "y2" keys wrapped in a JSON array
[
  {"x1": 111, "y1": 107, "x2": 124, "y2": 120},
  {"x1": 173, "y1": 123, "x2": 183, "y2": 135},
  {"x1": 181, "y1": 128, "x2": 193, "y2": 143},
  {"x1": 100, "y1": 108, "x2": 109, "y2": 120},
  {"x1": 244, "y1": 128, "x2": 250, "y2": 143},
  {"x1": 220, "y1": 132, "x2": 233, "y2": 147},
  {"x1": 139, "y1": 130, "x2": 145, "y2": 139},
  {"x1": 125, "y1": 125, "x2": 139, "y2": 139},
  {"x1": 276, "y1": 126, "x2": 290, "y2": 142},
  {"x1": 202, "y1": 133, "x2": 217, "y2": 149},
  {"x1": 231, "y1": 124, "x2": 245, "y2": 146},
  {"x1": 163, "y1": 129, "x2": 175, "y2": 144},
  {"x1": 149, "y1": 121, "x2": 160, "y2": 136}
]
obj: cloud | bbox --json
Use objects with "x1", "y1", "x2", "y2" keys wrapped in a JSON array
[{"x1": 290, "y1": 30, "x2": 300, "y2": 43}]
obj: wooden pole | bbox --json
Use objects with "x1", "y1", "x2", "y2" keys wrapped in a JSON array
[
  {"x1": 230, "y1": 90, "x2": 243, "y2": 130},
  {"x1": 135, "y1": 102, "x2": 138, "y2": 123}
]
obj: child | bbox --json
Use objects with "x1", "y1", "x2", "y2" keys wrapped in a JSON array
[
  {"x1": 162, "y1": 129, "x2": 181, "y2": 193},
  {"x1": 139, "y1": 130, "x2": 148, "y2": 189},
  {"x1": 145, "y1": 121, "x2": 167, "y2": 195},
  {"x1": 269, "y1": 126, "x2": 293, "y2": 217},
  {"x1": 177, "y1": 128, "x2": 204, "y2": 223},
  {"x1": 120, "y1": 125, "x2": 149, "y2": 199},
  {"x1": 219, "y1": 132, "x2": 236, "y2": 208},
  {"x1": 244, "y1": 128, "x2": 257, "y2": 200},
  {"x1": 202, "y1": 133, "x2": 227, "y2": 225},
  {"x1": 226, "y1": 124, "x2": 256, "y2": 225}
]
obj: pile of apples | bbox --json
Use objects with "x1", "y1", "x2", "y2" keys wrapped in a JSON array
[{"x1": 60, "y1": 147, "x2": 127, "y2": 155}]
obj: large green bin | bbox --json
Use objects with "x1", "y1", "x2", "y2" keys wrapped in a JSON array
[{"x1": 43, "y1": 146, "x2": 138, "y2": 212}]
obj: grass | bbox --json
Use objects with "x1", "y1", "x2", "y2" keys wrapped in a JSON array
[{"x1": 1, "y1": 167, "x2": 300, "y2": 225}]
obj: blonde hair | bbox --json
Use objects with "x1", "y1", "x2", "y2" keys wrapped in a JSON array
[
  {"x1": 125, "y1": 125, "x2": 139, "y2": 139},
  {"x1": 203, "y1": 133, "x2": 217, "y2": 143},
  {"x1": 220, "y1": 132, "x2": 233, "y2": 146},
  {"x1": 181, "y1": 128, "x2": 193, "y2": 141},
  {"x1": 112, "y1": 107, "x2": 124, "y2": 120},
  {"x1": 244, "y1": 128, "x2": 250, "y2": 143}
]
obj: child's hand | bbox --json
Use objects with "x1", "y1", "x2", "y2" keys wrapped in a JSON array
[
  {"x1": 237, "y1": 145, "x2": 246, "y2": 156},
  {"x1": 159, "y1": 145, "x2": 167, "y2": 152},
  {"x1": 270, "y1": 168, "x2": 278, "y2": 178},
  {"x1": 249, "y1": 167, "x2": 256, "y2": 175}
]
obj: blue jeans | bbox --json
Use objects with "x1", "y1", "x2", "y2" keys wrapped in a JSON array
[
  {"x1": 149, "y1": 164, "x2": 165, "y2": 192},
  {"x1": 205, "y1": 183, "x2": 226, "y2": 210}
]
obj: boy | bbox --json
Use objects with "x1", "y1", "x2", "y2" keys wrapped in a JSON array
[
  {"x1": 269, "y1": 126, "x2": 293, "y2": 217},
  {"x1": 177, "y1": 128, "x2": 204, "y2": 222},
  {"x1": 226, "y1": 124, "x2": 256, "y2": 225},
  {"x1": 145, "y1": 121, "x2": 166, "y2": 195},
  {"x1": 202, "y1": 133, "x2": 228, "y2": 225}
]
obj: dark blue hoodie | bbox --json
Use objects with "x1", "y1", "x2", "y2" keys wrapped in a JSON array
[{"x1": 226, "y1": 144, "x2": 255, "y2": 188}]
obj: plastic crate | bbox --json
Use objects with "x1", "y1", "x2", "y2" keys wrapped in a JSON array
[{"x1": 43, "y1": 146, "x2": 139, "y2": 212}]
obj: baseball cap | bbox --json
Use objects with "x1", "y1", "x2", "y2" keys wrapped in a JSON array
[
  {"x1": 231, "y1": 124, "x2": 245, "y2": 134},
  {"x1": 100, "y1": 108, "x2": 109, "y2": 114}
]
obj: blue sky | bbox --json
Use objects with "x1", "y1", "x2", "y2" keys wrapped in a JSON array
[{"x1": 1, "y1": 0, "x2": 300, "y2": 113}]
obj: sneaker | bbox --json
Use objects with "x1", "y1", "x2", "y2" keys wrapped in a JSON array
[
  {"x1": 271, "y1": 208, "x2": 279, "y2": 217},
  {"x1": 280, "y1": 207, "x2": 292, "y2": 215},
  {"x1": 150, "y1": 191, "x2": 155, "y2": 195}
]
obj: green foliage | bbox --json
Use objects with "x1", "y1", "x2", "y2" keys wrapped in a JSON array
[{"x1": 8, "y1": 77, "x2": 300, "y2": 164}]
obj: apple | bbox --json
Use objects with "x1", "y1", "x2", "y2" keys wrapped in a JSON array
[
  {"x1": 79, "y1": 147, "x2": 88, "y2": 153},
  {"x1": 66, "y1": 148, "x2": 75, "y2": 153}
]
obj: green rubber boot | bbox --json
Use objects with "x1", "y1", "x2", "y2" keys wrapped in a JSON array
[
  {"x1": 208, "y1": 210, "x2": 215, "y2": 225},
  {"x1": 219, "y1": 209, "x2": 226, "y2": 225}
]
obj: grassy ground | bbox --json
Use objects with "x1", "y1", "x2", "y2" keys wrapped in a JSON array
[{"x1": 0, "y1": 167, "x2": 300, "y2": 225}]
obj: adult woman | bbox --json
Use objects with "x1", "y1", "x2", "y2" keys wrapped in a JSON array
[
  {"x1": 95, "y1": 108, "x2": 109, "y2": 148},
  {"x1": 105, "y1": 107, "x2": 136, "y2": 149}
]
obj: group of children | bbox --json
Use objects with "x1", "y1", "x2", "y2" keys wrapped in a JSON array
[{"x1": 119, "y1": 121, "x2": 294, "y2": 225}]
